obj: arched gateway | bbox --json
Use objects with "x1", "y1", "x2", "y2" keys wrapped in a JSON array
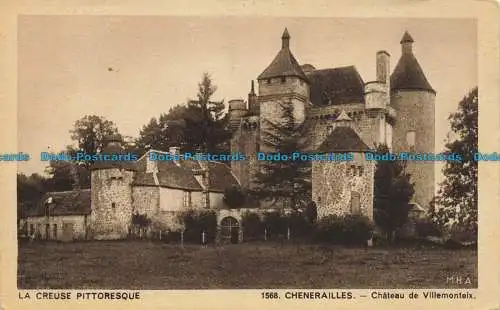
[{"x1": 220, "y1": 216, "x2": 240, "y2": 244}]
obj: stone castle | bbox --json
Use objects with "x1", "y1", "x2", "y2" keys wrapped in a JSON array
[
  {"x1": 22, "y1": 28, "x2": 435, "y2": 242},
  {"x1": 229, "y1": 28, "x2": 435, "y2": 212}
]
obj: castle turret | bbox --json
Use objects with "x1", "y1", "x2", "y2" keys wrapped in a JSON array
[
  {"x1": 312, "y1": 111, "x2": 374, "y2": 223},
  {"x1": 257, "y1": 28, "x2": 310, "y2": 150},
  {"x1": 390, "y1": 31, "x2": 436, "y2": 209},
  {"x1": 90, "y1": 134, "x2": 135, "y2": 240},
  {"x1": 228, "y1": 99, "x2": 247, "y2": 132},
  {"x1": 247, "y1": 80, "x2": 259, "y2": 115}
]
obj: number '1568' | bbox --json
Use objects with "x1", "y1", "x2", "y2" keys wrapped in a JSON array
[{"x1": 261, "y1": 292, "x2": 279, "y2": 299}]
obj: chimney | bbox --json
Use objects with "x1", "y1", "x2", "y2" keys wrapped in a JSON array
[{"x1": 376, "y1": 51, "x2": 390, "y2": 86}]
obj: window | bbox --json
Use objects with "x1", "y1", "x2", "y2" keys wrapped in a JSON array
[
  {"x1": 183, "y1": 191, "x2": 191, "y2": 208},
  {"x1": 358, "y1": 166, "x2": 364, "y2": 177},
  {"x1": 267, "y1": 79, "x2": 271, "y2": 84},
  {"x1": 281, "y1": 76, "x2": 286, "y2": 83},
  {"x1": 406, "y1": 131, "x2": 416, "y2": 150},
  {"x1": 29, "y1": 224, "x2": 34, "y2": 236},
  {"x1": 53, "y1": 224, "x2": 57, "y2": 239},
  {"x1": 111, "y1": 202, "x2": 116, "y2": 210},
  {"x1": 351, "y1": 191, "x2": 361, "y2": 215},
  {"x1": 350, "y1": 165, "x2": 356, "y2": 176}
]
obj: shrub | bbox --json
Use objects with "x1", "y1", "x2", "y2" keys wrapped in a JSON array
[
  {"x1": 241, "y1": 212, "x2": 263, "y2": 241},
  {"x1": 415, "y1": 217, "x2": 443, "y2": 238},
  {"x1": 179, "y1": 210, "x2": 217, "y2": 244},
  {"x1": 314, "y1": 214, "x2": 373, "y2": 246},
  {"x1": 286, "y1": 211, "x2": 313, "y2": 239},
  {"x1": 223, "y1": 186, "x2": 246, "y2": 208},
  {"x1": 445, "y1": 225, "x2": 477, "y2": 248},
  {"x1": 263, "y1": 211, "x2": 287, "y2": 239}
]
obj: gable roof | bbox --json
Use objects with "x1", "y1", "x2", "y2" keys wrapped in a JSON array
[
  {"x1": 24, "y1": 189, "x2": 91, "y2": 218},
  {"x1": 307, "y1": 66, "x2": 365, "y2": 106},
  {"x1": 133, "y1": 151, "x2": 239, "y2": 192},
  {"x1": 316, "y1": 126, "x2": 371, "y2": 153}
]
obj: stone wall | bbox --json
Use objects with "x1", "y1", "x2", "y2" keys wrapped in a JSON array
[
  {"x1": 312, "y1": 152, "x2": 374, "y2": 220},
  {"x1": 258, "y1": 76, "x2": 309, "y2": 98},
  {"x1": 132, "y1": 186, "x2": 160, "y2": 215},
  {"x1": 391, "y1": 90, "x2": 436, "y2": 208},
  {"x1": 159, "y1": 187, "x2": 185, "y2": 211},
  {"x1": 90, "y1": 168, "x2": 134, "y2": 240},
  {"x1": 307, "y1": 103, "x2": 387, "y2": 151},
  {"x1": 260, "y1": 97, "x2": 306, "y2": 132},
  {"x1": 25, "y1": 215, "x2": 88, "y2": 241},
  {"x1": 230, "y1": 116, "x2": 260, "y2": 189}
]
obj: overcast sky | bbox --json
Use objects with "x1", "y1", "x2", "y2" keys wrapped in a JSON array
[{"x1": 18, "y1": 16, "x2": 477, "y2": 181}]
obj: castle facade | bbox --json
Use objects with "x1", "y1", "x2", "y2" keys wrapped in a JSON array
[
  {"x1": 22, "y1": 29, "x2": 434, "y2": 242},
  {"x1": 230, "y1": 29, "x2": 436, "y2": 214}
]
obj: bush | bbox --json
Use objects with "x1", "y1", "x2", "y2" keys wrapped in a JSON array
[
  {"x1": 179, "y1": 210, "x2": 217, "y2": 244},
  {"x1": 286, "y1": 211, "x2": 313, "y2": 239},
  {"x1": 223, "y1": 186, "x2": 246, "y2": 208},
  {"x1": 241, "y1": 212, "x2": 263, "y2": 241},
  {"x1": 415, "y1": 217, "x2": 443, "y2": 238},
  {"x1": 314, "y1": 214, "x2": 373, "y2": 246},
  {"x1": 263, "y1": 211, "x2": 287, "y2": 239},
  {"x1": 444, "y1": 225, "x2": 477, "y2": 249}
]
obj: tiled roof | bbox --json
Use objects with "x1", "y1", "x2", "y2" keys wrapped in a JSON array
[
  {"x1": 206, "y1": 161, "x2": 240, "y2": 192},
  {"x1": 307, "y1": 66, "x2": 365, "y2": 106},
  {"x1": 133, "y1": 151, "x2": 239, "y2": 192},
  {"x1": 257, "y1": 30, "x2": 308, "y2": 82},
  {"x1": 24, "y1": 189, "x2": 91, "y2": 218},
  {"x1": 316, "y1": 126, "x2": 371, "y2": 153},
  {"x1": 390, "y1": 53, "x2": 434, "y2": 93},
  {"x1": 391, "y1": 32, "x2": 434, "y2": 93}
]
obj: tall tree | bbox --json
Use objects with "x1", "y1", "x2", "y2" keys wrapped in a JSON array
[
  {"x1": 70, "y1": 115, "x2": 120, "y2": 164},
  {"x1": 373, "y1": 144, "x2": 415, "y2": 242},
  {"x1": 135, "y1": 105, "x2": 191, "y2": 155},
  {"x1": 187, "y1": 72, "x2": 230, "y2": 154},
  {"x1": 250, "y1": 101, "x2": 311, "y2": 210},
  {"x1": 431, "y1": 87, "x2": 478, "y2": 237},
  {"x1": 17, "y1": 173, "x2": 51, "y2": 224}
]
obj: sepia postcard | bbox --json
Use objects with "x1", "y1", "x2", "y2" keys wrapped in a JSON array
[{"x1": 0, "y1": 0, "x2": 499, "y2": 309}]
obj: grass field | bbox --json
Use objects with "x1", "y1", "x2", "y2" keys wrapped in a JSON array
[{"x1": 17, "y1": 240, "x2": 477, "y2": 289}]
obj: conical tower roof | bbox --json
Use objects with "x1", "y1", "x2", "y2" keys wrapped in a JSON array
[
  {"x1": 257, "y1": 28, "x2": 308, "y2": 83},
  {"x1": 390, "y1": 31, "x2": 435, "y2": 93}
]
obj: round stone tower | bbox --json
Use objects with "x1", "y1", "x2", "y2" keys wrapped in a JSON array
[
  {"x1": 228, "y1": 99, "x2": 247, "y2": 132},
  {"x1": 390, "y1": 31, "x2": 436, "y2": 209},
  {"x1": 90, "y1": 134, "x2": 136, "y2": 240}
]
